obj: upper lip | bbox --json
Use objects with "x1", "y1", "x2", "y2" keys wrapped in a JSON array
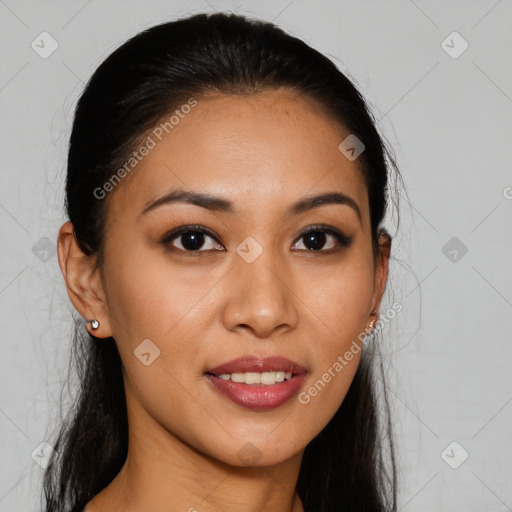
[{"x1": 206, "y1": 355, "x2": 307, "y2": 376}]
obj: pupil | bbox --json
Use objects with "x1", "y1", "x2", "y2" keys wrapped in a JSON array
[
  {"x1": 182, "y1": 231, "x2": 204, "y2": 250},
  {"x1": 305, "y1": 231, "x2": 326, "y2": 250}
]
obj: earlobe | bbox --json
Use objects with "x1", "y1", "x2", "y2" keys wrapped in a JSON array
[{"x1": 57, "y1": 221, "x2": 113, "y2": 338}]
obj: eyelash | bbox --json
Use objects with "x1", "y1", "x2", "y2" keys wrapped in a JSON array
[{"x1": 160, "y1": 224, "x2": 353, "y2": 256}]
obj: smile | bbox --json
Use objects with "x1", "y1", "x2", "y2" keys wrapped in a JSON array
[{"x1": 205, "y1": 355, "x2": 308, "y2": 410}]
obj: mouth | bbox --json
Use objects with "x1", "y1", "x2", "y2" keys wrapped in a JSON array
[{"x1": 204, "y1": 355, "x2": 308, "y2": 410}]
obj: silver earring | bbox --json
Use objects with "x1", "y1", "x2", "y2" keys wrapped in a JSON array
[
  {"x1": 369, "y1": 320, "x2": 375, "y2": 330},
  {"x1": 89, "y1": 319, "x2": 100, "y2": 330}
]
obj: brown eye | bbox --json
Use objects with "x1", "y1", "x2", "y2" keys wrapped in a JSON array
[
  {"x1": 292, "y1": 225, "x2": 353, "y2": 253},
  {"x1": 161, "y1": 225, "x2": 224, "y2": 253}
]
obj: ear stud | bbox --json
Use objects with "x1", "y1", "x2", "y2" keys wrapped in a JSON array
[{"x1": 88, "y1": 319, "x2": 100, "y2": 330}]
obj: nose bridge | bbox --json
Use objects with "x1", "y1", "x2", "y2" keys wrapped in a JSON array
[{"x1": 222, "y1": 236, "x2": 297, "y2": 337}]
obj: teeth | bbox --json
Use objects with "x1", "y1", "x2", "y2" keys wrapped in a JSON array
[
  {"x1": 217, "y1": 371, "x2": 293, "y2": 385},
  {"x1": 275, "y1": 371, "x2": 286, "y2": 383}
]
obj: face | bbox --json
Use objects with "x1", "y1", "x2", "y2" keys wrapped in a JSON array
[{"x1": 77, "y1": 88, "x2": 388, "y2": 467}]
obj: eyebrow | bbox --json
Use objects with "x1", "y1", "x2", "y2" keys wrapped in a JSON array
[{"x1": 140, "y1": 188, "x2": 361, "y2": 223}]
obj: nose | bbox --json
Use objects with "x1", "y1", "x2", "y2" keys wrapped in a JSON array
[{"x1": 222, "y1": 248, "x2": 298, "y2": 339}]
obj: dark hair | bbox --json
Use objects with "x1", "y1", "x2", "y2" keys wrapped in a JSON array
[{"x1": 43, "y1": 11, "x2": 403, "y2": 512}]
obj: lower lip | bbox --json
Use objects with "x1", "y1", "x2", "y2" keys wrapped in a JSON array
[{"x1": 205, "y1": 373, "x2": 307, "y2": 410}]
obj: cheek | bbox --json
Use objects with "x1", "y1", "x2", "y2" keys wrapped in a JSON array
[
  {"x1": 296, "y1": 254, "x2": 373, "y2": 417},
  {"x1": 303, "y1": 254, "x2": 375, "y2": 343},
  {"x1": 105, "y1": 272, "x2": 198, "y2": 378},
  {"x1": 296, "y1": 308, "x2": 365, "y2": 441},
  {"x1": 103, "y1": 254, "x2": 216, "y2": 444},
  {"x1": 103, "y1": 244, "x2": 223, "y2": 400},
  {"x1": 300, "y1": 353, "x2": 361, "y2": 421},
  {"x1": 103, "y1": 242, "x2": 200, "y2": 339}
]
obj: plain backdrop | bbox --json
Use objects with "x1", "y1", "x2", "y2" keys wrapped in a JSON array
[{"x1": 1, "y1": 1, "x2": 511, "y2": 510}]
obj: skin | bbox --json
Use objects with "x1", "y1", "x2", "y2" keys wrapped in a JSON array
[{"x1": 58, "y1": 88, "x2": 390, "y2": 512}]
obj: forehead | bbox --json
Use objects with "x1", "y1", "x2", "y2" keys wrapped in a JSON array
[{"x1": 108, "y1": 89, "x2": 369, "y2": 224}]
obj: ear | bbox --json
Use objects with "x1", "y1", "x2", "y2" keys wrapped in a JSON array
[
  {"x1": 369, "y1": 229, "x2": 391, "y2": 320},
  {"x1": 57, "y1": 221, "x2": 113, "y2": 338}
]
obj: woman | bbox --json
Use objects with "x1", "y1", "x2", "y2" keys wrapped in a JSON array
[{"x1": 44, "y1": 11, "x2": 403, "y2": 512}]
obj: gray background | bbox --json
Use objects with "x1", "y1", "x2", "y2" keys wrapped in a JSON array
[{"x1": 1, "y1": 0, "x2": 511, "y2": 510}]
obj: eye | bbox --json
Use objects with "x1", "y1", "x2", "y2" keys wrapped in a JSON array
[
  {"x1": 160, "y1": 225, "x2": 224, "y2": 254},
  {"x1": 292, "y1": 224, "x2": 353, "y2": 253},
  {"x1": 160, "y1": 223, "x2": 353, "y2": 255}
]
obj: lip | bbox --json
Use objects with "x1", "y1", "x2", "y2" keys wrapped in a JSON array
[
  {"x1": 205, "y1": 355, "x2": 308, "y2": 410},
  {"x1": 206, "y1": 355, "x2": 307, "y2": 376}
]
